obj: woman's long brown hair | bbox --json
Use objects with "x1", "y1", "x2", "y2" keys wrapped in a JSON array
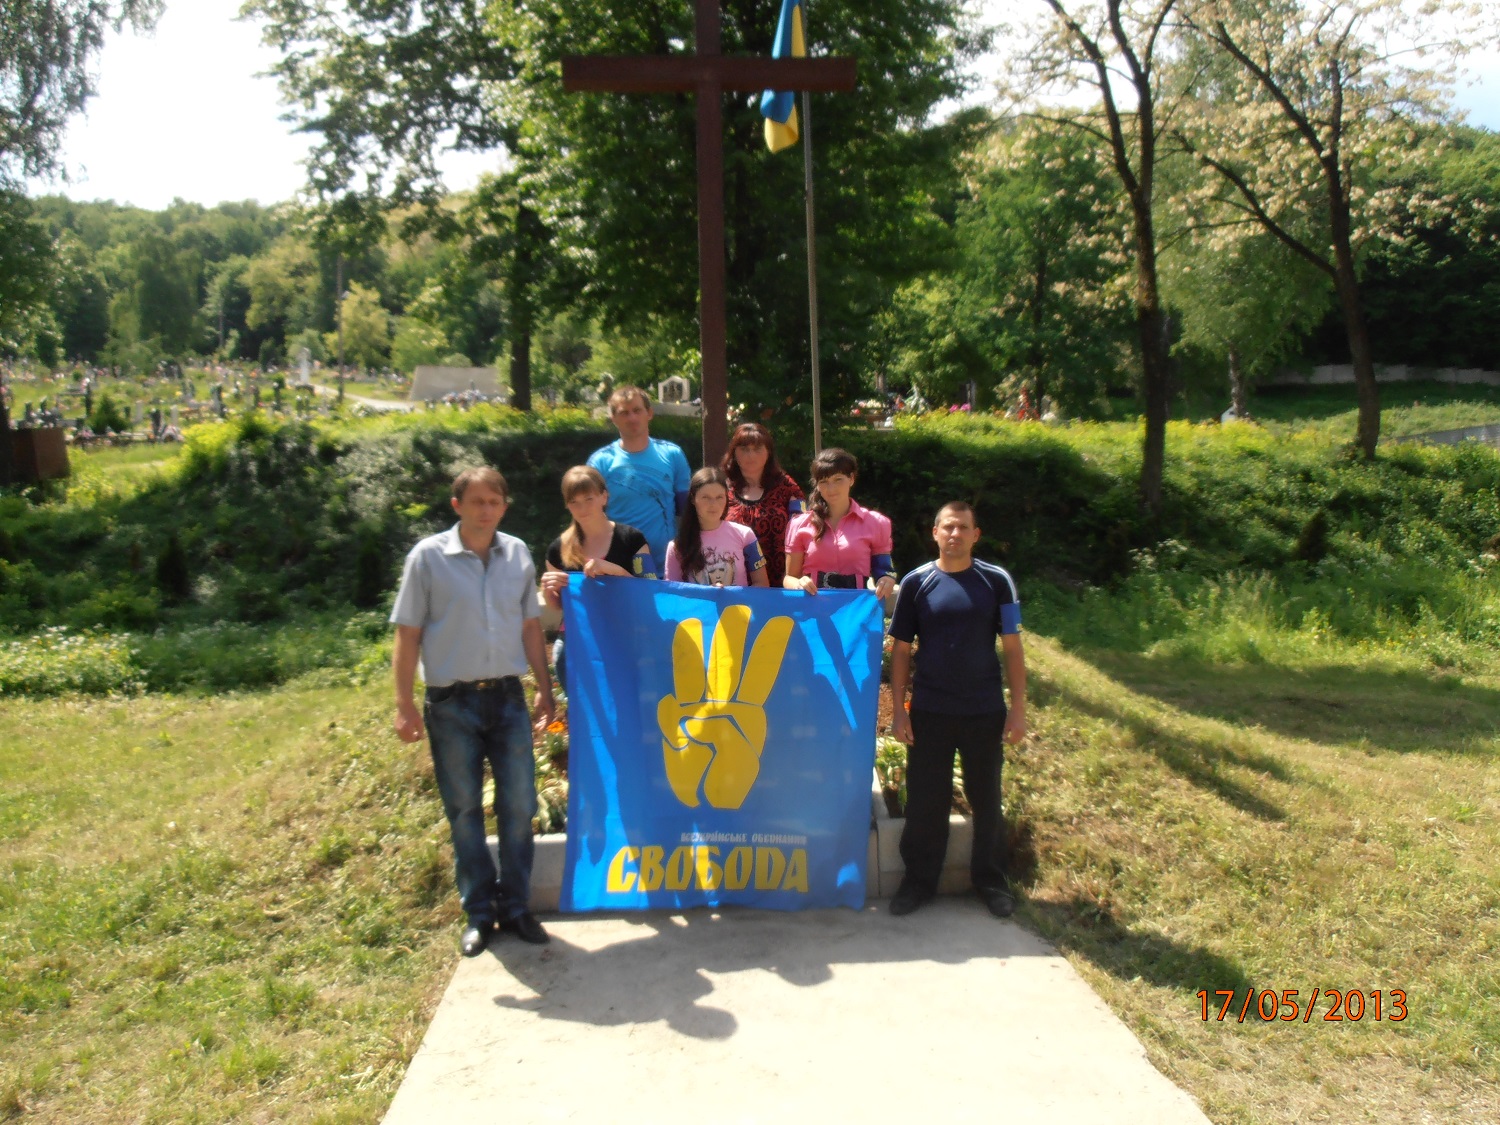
[
  {"x1": 806, "y1": 448, "x2": 858, "y2": 542},
  {"x1": 674, "y1": 466, "x2": 729, "y2": 579},
  {"x1": 721, "y1": 422, "x2": 787, "y2": 492}
]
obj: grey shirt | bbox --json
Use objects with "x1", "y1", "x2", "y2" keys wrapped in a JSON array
[{"x1": 390, "y1": 524, "x2": 541, "y2": 687}]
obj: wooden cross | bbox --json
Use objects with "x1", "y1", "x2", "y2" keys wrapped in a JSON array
[{"x1": 563, "y1": 1, "x2": 856, "y2": 465}]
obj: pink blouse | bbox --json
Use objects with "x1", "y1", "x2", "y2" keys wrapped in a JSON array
[{"x1": 784, "y1": 499, "x2": 893, "y2": 585}]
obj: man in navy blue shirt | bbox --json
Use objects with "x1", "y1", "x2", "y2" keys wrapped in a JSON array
[{"x1": 888, "y1": 501, "x2": 1028, "y2": 918}]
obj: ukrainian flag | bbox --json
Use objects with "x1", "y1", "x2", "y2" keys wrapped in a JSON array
[{"x1": 759, "y1": 0, "x2": 806, "y2": 152}]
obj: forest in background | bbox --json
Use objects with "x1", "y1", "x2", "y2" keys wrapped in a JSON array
[
  {"x1": 0, "y1": 0, "x2": 1493, "y2": 430},
  {"x1": 6, "y1": 117, "x2": 1497, "y2": 416}
]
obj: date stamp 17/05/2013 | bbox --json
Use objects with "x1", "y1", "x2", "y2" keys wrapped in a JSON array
[{"x1": 1197, "y1": 988, "x2": 1408, "y2": 1024}]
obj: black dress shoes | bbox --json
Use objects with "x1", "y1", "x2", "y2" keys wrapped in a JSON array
[
  {"x1": 889, "y1": 881, "x2": 933, "y2": 916},
  {"x1": 501, "y1": 911, "x2": 550, "y2": 944},
  {"x1": 460, "y1": 919, "x2": 494, "y2": 957}
]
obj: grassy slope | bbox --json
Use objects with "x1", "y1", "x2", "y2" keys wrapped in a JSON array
[
  {"x1": 5, "y1": 388, "x2": 1500, "y2": 1122},
  {"x1": 1017, "y1": 637, "x2": 1499, "y2": 1123},
  {"x1": 0, "y1": 685, "x2": 455, "y2": 1123}
]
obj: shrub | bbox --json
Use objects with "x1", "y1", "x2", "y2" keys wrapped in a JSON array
[
  {"x1": 0, "y1": 628, "x2": 142, "y2": 695},
  {"x1": 87, "y1": 391, "x2": 130, "y2": 434}
]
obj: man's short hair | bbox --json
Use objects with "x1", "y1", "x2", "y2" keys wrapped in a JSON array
[
  {"x1": 934, "y1": 500, "x2": 976, "y2": 526},
  {"x1": 608, "y1": 385, "x2": 652, "y2": 414},
  {"x1": 452, "y1": 466, "x2": 509, "y2": 502}
]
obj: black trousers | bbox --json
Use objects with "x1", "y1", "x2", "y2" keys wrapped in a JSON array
[{"x1": 898, "y1": 708, "x2": 1007, "y2": 894}]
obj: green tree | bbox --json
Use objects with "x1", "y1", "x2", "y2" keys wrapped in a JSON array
[
  {"x1": 1162, "y1": 229, "x2": 1329, "y2": 416},
  {"x1": 954, "y1": 120, "x2": 1133, "y2": 412},
  {"x1": 245, "y1": 237, "x2": 323, "y2": 346},
  {"x1": 0, "y1": 190, "x2": 58, "y2": 357},
  {"x1": 203, "y1": 255, "x2": 253, "y2": 358},
  {"x1": 0, "y1": 1, "x2": 162, "y2": 183},
  {"x1": 325, "y1": 282, "x2": 390, "y2": 371},
  {"x1": 1010, "y1": 0, "x2": 1188, "y2": 515},
  {"x1": 489, "y1": 0, "x2": 981, "y2": 424},
  {"x1": 390, "y1": 314, "x2": 449, "y2": 373},
  {"x1": 1175, "y1": 0, "x2": 1477, "y2": 457},
  {"x1": 1353, "y1": 125, "x2": 1500, "y2": 370},
  {"x1": 1, "y1": 0, "x2": 161, "y2": 480},
  {"x1": 245, "y1": 1, "x2": 532, "y2": 397},
  {"x1": 582, "y1": 315, "x2": 694, "y2": 401},
  {"x1": 51, "y1": 228, "x2": 110, "y2": 359},
  {"x1": 106, "y1": 227, "x2": 201, "y2": 356}
]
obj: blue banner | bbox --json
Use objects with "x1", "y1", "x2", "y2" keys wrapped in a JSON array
[{"x1": 560, "y1": 576, "x2": 882, "y2": 912}]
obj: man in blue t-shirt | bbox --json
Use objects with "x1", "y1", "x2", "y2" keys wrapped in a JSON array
[
  {"x1": 587, "y1": 386, "x2": 692, "y2": 567},
  {"x1": 888, "y1": 501, "x2": 1028, "y2": 919}
]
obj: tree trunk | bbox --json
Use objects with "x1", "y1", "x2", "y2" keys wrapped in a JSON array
[
  {"x1": 1326, "y1": 155, "x2": 1379, "y2": 458},
  {"x1": 0, "y1": 394, "x2": 13, "y2": 486},
  {"x1": 509, "y1": 326, "x2": 532, "y2": 412},
  {"x1": 1335, "y1": 266, "x2": 1379, "y2": 458},
  {"x1": 1134, "y1": 218, "x2": 1170, "y2": 518},
  {"x1": 507, "y1": 204, "x2": 535, "y2": 413},
  {"x1": 1228, "y1": 348, "x2": 1247, "y2": 418},
  {"x1": 1138, "y1": 302, "x2": 1170, "y2": 517}
]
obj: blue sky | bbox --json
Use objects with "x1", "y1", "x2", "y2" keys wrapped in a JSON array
[{"x1": 25, "y1": 0, "x2": 1500, "y2": 212}]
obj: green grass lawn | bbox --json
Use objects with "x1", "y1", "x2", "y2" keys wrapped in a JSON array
[
  {"x1": 0, "y1": 683, "x2": 457, "y2": 1123},
  {"x1": 1014, "y1": 633, "x2": 1500, "y2": 1123},
  {"x1": 2, "y1": 636, "x2": 1496, "y2": 1122},
  {"x1": 1203, "y1": 380, "x2": 1500, "y2": 440},
  {"x1": 6, "y1": 387, "x2": 1500, "y2": 1121}
]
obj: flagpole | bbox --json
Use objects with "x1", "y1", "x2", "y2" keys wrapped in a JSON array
[{"x1": 801, "y1": 87, "x2": 824, "y2": 455}]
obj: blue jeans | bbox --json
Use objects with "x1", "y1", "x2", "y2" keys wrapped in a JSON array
[{"x1": 424, "y1": 678, "x2": 537, "y2": 925}]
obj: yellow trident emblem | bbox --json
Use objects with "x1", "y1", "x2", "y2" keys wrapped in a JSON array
[{"x1": 656, "y1": 605, "x2": 794, "y2": 809}]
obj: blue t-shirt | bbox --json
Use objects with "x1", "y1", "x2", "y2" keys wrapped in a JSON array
[
  {"x1": 587, "y1": 438, "x2": 692, "y2": 565},
  {"x1": 888, "y1": 559, "x2": 1021, "y2": 715}
]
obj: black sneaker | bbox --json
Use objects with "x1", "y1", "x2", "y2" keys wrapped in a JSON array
[
  {"x1": 889, "y1": 882, "x2": 932, "y2": 916},
  {"x1": 502, "y1": 911, "x2": 550, "y2": 944},
  {"x1": 978, "y1": 886, "x2": 1016, "y2": 918}
]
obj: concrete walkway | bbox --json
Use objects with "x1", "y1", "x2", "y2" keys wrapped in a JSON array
[{"x1": 382, "y1": 898, "x2": 1211, "y2": 1124}]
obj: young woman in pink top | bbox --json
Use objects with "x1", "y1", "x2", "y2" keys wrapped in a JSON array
[
  {"x1": 783, "y1": 448, "x2": 898, "y2": 599},
  {"x1": 665, "y1": 468, "x2": 770, "y2": 587}
]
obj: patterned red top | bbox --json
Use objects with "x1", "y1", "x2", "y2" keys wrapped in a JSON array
[{"x1": 725, "y1": 472, "x2": 806, "y2": 587}]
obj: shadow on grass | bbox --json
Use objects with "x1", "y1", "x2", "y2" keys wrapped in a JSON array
[
  {"x1": 1026, "y1": 894, "x2": 1255, "y2": 1000},
  {"x1": 1046, "y1": 673, "x2": 1292, "y2": 822},
  {"x1": 1085, "y1": 651, "x2": 1500, "y2": 757}
]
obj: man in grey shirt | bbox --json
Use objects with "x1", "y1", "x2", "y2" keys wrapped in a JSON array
[{"x1": 391, "y1": 467, "x2": 556, "y2": 955}]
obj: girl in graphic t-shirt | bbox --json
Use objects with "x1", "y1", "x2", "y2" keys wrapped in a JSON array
[{"x1": 665, "y1": 468, "x2": 770, "y2": 587}]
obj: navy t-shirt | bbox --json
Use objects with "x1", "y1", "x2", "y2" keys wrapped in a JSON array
[{"x1": 888, "y1": 560, "x2": 1021, "y2": 715}]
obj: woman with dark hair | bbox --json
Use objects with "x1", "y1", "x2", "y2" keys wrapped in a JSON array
[
  {"x1": 665, "y1": 467, "x2": 769, "y2": 587},
  {"x1": 783, "y1": 448, "x2": 897, "y2": 599},
  {"x1": 722, "y1": 422, "x2": 805, "y2": 587},
  {"x1": 541, "y1": 465, "x2": 657, "y2": 690}
]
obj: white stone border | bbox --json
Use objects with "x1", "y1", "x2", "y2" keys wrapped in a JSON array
[{"x1": 501, "y1": 769, "x2": 976, "y2": 911}]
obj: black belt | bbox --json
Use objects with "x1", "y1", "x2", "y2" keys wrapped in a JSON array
[
  {"x1": 817, "y1": 572, "x2": 860, "y2": 590},
  {"x1": 427, "y1": 676, "x2": 520, "y2": 699}
]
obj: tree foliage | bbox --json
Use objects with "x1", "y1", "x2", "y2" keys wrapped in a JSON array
[
  {"x1": 957, "y1": 120, "x2": 1134, "y2": 410},
  {"x1": 1174, "y1": 0, "x2": 1480, "y2": 456},
  {"x1": 327, "y1": 281, "x2": 390, "y2": 370},
  {"x1": 1353, "y1": 124, "x2": 1500, "y2": 370},
  {"x1": 490, "y1": 0, "x2": 982, "y2": 423},
  {"x1": 0, "y1": 0, "x2": 162, "y2": 185},
  {"x1": 1008, "y1": 0, "x2": 1190, "y2": 515}
]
